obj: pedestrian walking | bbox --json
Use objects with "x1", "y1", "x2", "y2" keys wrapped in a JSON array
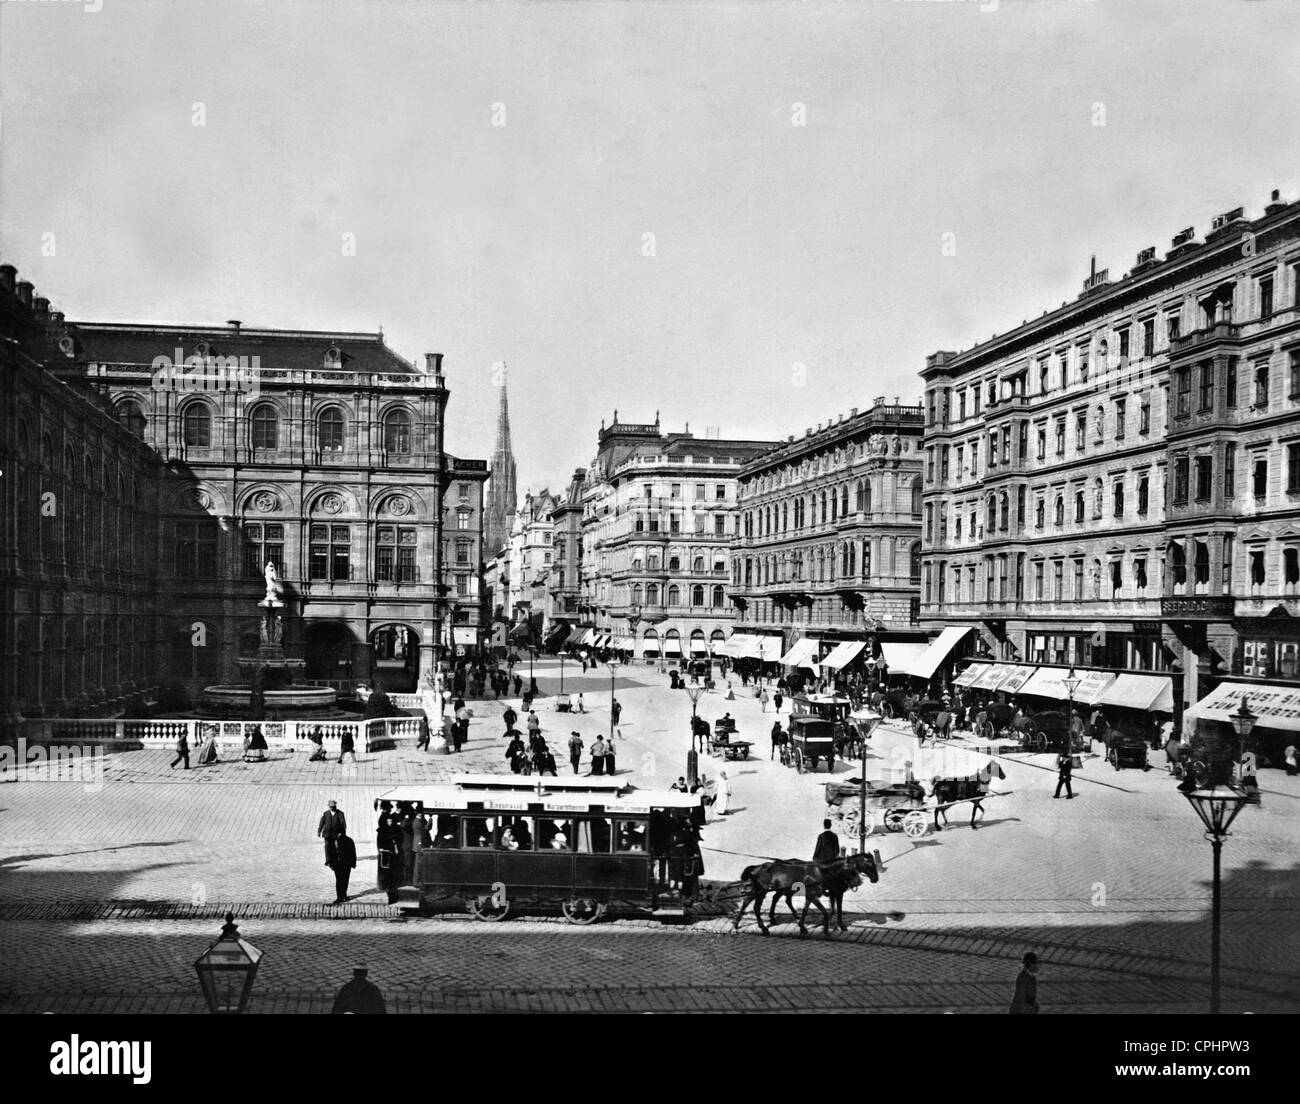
[
  {"x1": 610, "y1": 698, "x2": 622, "y2": 727},
  {"x1": 568, "y1": 731, "x2": 584, "y2": 774},
  {"x1": 760, "y1": 688, "x2": 770, "y2": 712},
  {"x1": 338, "y1": 728, "x2": 356, "y2": 765},
  {"x1": 169, "y1": 730, "x2": 191, "y2": 771},
  {"x1": 713, "y1": 769, "x2": 730, "y2": 814},
  {"x1": 526, "y1": 709, "x2": 540, "y2": 736},
  {"x1": 416, "y1": 715, "x2": 431, "y2": 752},
  {"x1": 330, "y1": 831, "x2": 356, "y2": 904},
  {"x1": 773, "y1": 690, "x2": 784, "y2": 713},
  {"x1": 513, "y1": 674, "x2": 523, "y2": 697},
  {"x1": 770, "y1": 720, "x2": 785, "y2": 760},
  {"x1": 308, "y1": 723, "x2": 327, "y2": 762},
  {"x1": 331, "y1": 966, "x2": 386, "y2": 1014},
  {"x1": 1285, "y1": 743, "x2": 1298, "y2": 776},
  {"x1": 1009, "y1": 952, "x2": 1040, "y2": 1014},
  {"x1": 318, "y1": 799, "x2": 347, "y2": 868},
  {"x1": 725, "y1": 681, "x2": 735, "y2": 701},
  {"x1": 455, "y1": 704, "x2": 470, "y2": 752},
  {"x1": 577, "y1": 692, "x2": 585, "y2": 714},
  {"x1": 812, "y1": 818, "x2": 840, "y2": 863},
  {"x1": 503, "y1": 705, "x2": 517, "y2": 731},
  {"x1": 1053, "y1": 749, "x2": 1074, "y2": 799}
]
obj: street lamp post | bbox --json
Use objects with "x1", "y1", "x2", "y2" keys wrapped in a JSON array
[
  {"x1": 684, "y1": 684, "x2": 705, "y2": 787},
  {"x1": 1062, "y1": 667, "x2": 1081, "y2": 756},
  {"x1": 194, "y1": 912, "x2": 263, "y2": 1014},
  {"x1": 1231, "y1": 695, "x2": 1256, "y2": 764},
  {"x1": 1178, "y1": 772, "x2": 1250, "y2": 1013},
  {"x1": 559, "y1": 650, "x2": 565, "y2": 695},
  {"x1": 607, "y1": 658, "x2": 621, "y2": 742},
  {"x1": 856, "y1": 710, "x2": 883, "y2": 856}
]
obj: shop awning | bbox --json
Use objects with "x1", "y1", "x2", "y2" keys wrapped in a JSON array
[
  {"x1": 907, "y1": 626, "x2": 975, "y2": 682},
  {"x1": 714, "y1": 637, "x2": 739, "y2": 657},
  {"x1": 1071, "y1": 670, "x2": 1118, "y2": 705},
  {"x1": 968, "y1": 663, "x2": 1016, "y2": 692},
  {"x1": 994, "y1": 664, "x2": 1038, "y2": 694},
  {"x1": 880, "y1": 641, "x2": 930, "y2": 676},
  {"x1": 954, "y1": 663, "x2": 987, "y2": 687},
  {"x1": 779, "y1": 638, "x2": 819, "y2": 668},
  {"x1": 452, "y1": 627, "x2": 477, "y2": 645},
  {"x1": 1183, "y1": 681, "x2": 1300, "y2": 733},
  {"x1": 820, "y1": 640, "x2": 867, "y2": 671},
  {"x1": 1097, "y1": 673, "x2": 1174, "y2": 712},
  {"x1": 577, "y1": 629, "x2": 595, "y2": 646},
  {"x1": 689, "y1": 639, "x2": 709, "y2": 654},
  {"x1": 736, "y1": 635, "x2": 782, "y2": 661},
  {"x1": 663, "y1": 639, "x2": 683, "y2": 655}
]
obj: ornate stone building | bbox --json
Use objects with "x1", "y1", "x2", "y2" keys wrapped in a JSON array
[
  {"x1": 730, "y1": 399, "x2": 927, "y2": 675},
  {"x1": 547, "y1": 469, "x2": 586, "y2": 635},
  {"x1": 1, "y1": 264, "x2": 167, "y2": 722},
  {"x1": 920, "y1": 190, "x2": 1300, "y2": 725},
  {"x1": 66, "y1": 320, "x2": 487, "y2": 692},
  {"x1": 578, "y1": 415, "x2": 776, "y2": 661}
]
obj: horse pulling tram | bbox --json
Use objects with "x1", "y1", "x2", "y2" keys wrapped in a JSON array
[{"x1": 377, "y1": 775, "x2": 704, "y2": 923}]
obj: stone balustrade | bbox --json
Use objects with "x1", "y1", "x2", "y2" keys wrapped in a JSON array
[{"x1": 7, "y1": 716, "x2": 425, "y2": 753}]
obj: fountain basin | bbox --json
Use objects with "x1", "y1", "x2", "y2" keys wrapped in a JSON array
[{"x1": 202, "y1": 684, "x2": 337, "y2": 712}]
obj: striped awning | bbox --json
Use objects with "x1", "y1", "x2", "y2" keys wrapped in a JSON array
[{"x1": 779, "y1": 638, "x2": 820, "y2": 669}]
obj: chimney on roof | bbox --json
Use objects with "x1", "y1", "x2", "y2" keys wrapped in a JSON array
[
  {"x1": 33, "y1": 297, "x2": 50, "y2": 319},
  {"x1": 0, "y1": 265, "x2": 16, "y2": 293},
  {"x1": 50, "y1": 311, "x2": 64, "y2": 327},
  {"x1": 425, "y1": 352, "x2": 444, "y2": 375},
  {"x1": 850, "y1": 407, "x2": 858, "y2": 416},
  {"x1": 1266, "y1": 189, "x2": 1287, "y2": 216},
  {"x1": 15, "y1": 281, "x2": 33, "y2": 308},
  {"x1": 227, "y1": 319, "x2": 241, "y2": 333}
]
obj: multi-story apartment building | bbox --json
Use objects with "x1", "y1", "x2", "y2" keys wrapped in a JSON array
[
  {"x1": 578, "y1": 416, "x2": 775, "y2": 662},
  {"x1": 731, "y1": 398, "x2": 928, "y2": 677},
  {"x1": 504, "y1": 489, "x2": 558, "y2": 639},
  {"x1": 547, "y1": 469, "x2": 586, "y2": 637},
  {"x1": 920, "y1": 189, "x2": 1300, "y2": 729},
  {"x1": 68, "y1": 320, "x2": 486, "y2": 693}
]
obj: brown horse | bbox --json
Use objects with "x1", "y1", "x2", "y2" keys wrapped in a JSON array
[{"x1": 734, "y1": 852, "x2": 880, "y2": 938}]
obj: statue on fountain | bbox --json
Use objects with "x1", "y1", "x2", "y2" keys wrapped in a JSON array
[{"x1": 263, "y1": 560, "x2": 284, "y2": 605}]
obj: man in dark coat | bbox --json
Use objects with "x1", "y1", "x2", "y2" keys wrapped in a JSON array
[
  {"x1": 331, "y1": 967, "x2": 386, "y2": 1014},
  {"x1": 502, "y1": 705, "x2": 518, "y2": 731},
  {"x1": 330, "y1": 832, "x2": 356, "y2": 904},
  {"x1": 318, "y1": 800, "x2": 346, "y2": 867},
  {"x1": 1009, "y1": 952, "x2": 1039, "y2": 1014},
  {"x1": 812, "y1": 819, "x2": 840, "y2": 864},
  {"x1": 169, "y1": 731, "x2": 190, "y2": 771},
  {"x1": 338, "y1": 728, "x2": 356, "y2": 764},
  {"x1": 1054, "y1": 750, "x2": 1075, "y2": 799}
]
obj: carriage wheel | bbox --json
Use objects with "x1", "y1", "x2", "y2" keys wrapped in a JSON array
[
  {"x1": 466, "y1": 894, "x2": 510, "y2": 922},
  {"x1": 841, "y1": 807, "x2": 861, "y2": 834},
  {"x1": 741, "y1": 746, "x2": 750, "y2": 759},
  {"x1": 902, "y1": 811, "x2": 929, "y2": 839},
  {"x1": 561, "y1": 897, "x2": 604, "y2": 925},
  {"x1": 793, "y1": 748, "x2": 805, "y2": 774},
  {"x1": 883, "y1": 809, "x2": 905, "y2": 833}
]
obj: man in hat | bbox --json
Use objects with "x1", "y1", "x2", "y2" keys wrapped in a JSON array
[
  {"x1": 331, "y1": 966, "x2": 387, "y2": 1014},
  {"x1": 330, "y1": 830, "x2": 356, "y2": 904},
  {"x1": 317, "y1": 799, "x2": 346, "y2": 867}
]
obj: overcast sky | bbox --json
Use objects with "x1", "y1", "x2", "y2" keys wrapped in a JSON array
[{"x1": 4, "y1": 0, "x2": 1299, "y2": 494}]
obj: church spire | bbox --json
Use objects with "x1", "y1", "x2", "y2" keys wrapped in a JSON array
[{"x1": 485, "y1": 362, "x2": 518, "y2": 558}]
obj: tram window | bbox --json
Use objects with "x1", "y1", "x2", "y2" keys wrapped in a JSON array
[
  {"x1": 463, "y1": 817, "x2": 495, "y2": 848},
  {"x1": 497, "y1": 816, "x2": 533, "y2": 851},
  {"x1": 616, "y1": 821, "x2": 647, "y2": 852},
  {"x1": 536, "y1": 818, "x2": 572, "y2": 850},
  {"x1": 434, "y1": 814, "x2": 461, "y2": 848},
  {"x1": 573, "y1": 817, "x2": 612, "y2": 854}
]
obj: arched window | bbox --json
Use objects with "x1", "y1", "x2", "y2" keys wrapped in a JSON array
[
  {"x1": 712, "y1": 585, "x2": 725, "y2": 608},
  {"x1": 693, "y1": 555, "x2": 704, "y2": 572},
  {"x1": 987, "y1": 497, "x2": 997, "y2": 532},
  {"x1": 668, "y1": 556, "x2": 681, "y2": 571},
  {"x1": 318, "y1": 407, "x2": 345, "y2": 453},
  {"x1": 909, "y1": 542, "x2": 922, "y2": 582},
  {"x1": 250, "y1": 403, "x2": 279, "y2": 449},
  {"x1": 383, "y1": 408, "x2": 412, "y2": 454},
  {"x1": 840, "y1": 485, "x2": 849, "y2": 515},
  {"x1": 999, "y1": 492, "x2": 1009, "y2": 531},
  {"x1": 631, "y1": 583, "x2": 643, "y2": 605},
  {"x1": 910, "y1": 477, "x2": 923, "y2": 516},
  {"x1": 1035, "y1": 498, "x2": 1045, "y2": 529},
  {"x1": 115, "y1": 399, "x2": 146, "y2": 438},
  {"x1": 645, "y1": 583, "x2": 659, "y2": 606},
  {"x1": 1170, "y1": 542, "x2": 1187, "y2": 585},
  {"x1": 692, "y1": 584, "x2": 705, "y2": 606},
  {"x1": 666, "y1": 584, "x2": 680, "y2": 606},
  {"x1": 183, "y1": 401, "x2": 213, "y2": 447}
]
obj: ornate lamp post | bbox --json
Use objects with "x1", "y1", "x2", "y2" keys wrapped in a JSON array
[
  {"x1": 194, "y1": 912, "x2": 263, "y2": 1014},
  {"x1": 1231, "y1": 696, "x2": 1256, "y2": 759},
  {"x1": 684, "y1": 684, "x2": 705, "y2": 787},
  {"x1": 1062, "y1": 667, "x2": 1081, "y2": 755},
  {"x1": 607, "y1": 657, "x2": 621, "y2": 742},
  {"x1": 855, "y1": 709, "x2": 883, "y2": 855},
  {"x1": 1178, "y1": 771, "x2": 1250, "y2": 1014}
]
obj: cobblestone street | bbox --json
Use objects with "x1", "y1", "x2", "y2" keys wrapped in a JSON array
[{"x1": 3, "y1": 661, "x2": 1299, "y2": 1013}]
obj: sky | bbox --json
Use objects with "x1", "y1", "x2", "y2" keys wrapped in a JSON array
[{"x1": 3, "y1": 0, "x2": 1299, "y2": 494}]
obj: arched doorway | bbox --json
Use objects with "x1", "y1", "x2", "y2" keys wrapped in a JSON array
[
  {"x1": 304, "y1": 621, "x2": 359, "y2": 683},
  {"x1": 368, "y1": 623, "x2": 420, "y2": 692}
]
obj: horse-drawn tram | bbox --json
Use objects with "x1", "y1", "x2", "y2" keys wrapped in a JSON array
[{"x1": 375, "y1": 775, "x2": 704, "y2": 923}]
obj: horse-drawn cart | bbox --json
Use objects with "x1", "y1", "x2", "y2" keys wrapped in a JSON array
[
  {"x1": 708, "y1": 732, "x2": 753, "y2": 760},
  {"x1": 824, "y1": 779, "x2": 930, "y2": 838},
  {"x1": 1105, "y1": 729, "x2": 1150, "y2": 771}
]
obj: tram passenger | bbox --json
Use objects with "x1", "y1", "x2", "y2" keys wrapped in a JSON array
[
  {"x1": 499, "y1": 827, "x2": 520, "y2": 851},
  {"x1": 465, "y1": 817, "x2": 494, "y2": 847},
  {"x1": 435, "y1": 814, "x2": 461, "y2": 847},
  {"x1": 617, "y1": 821, "x2": 646, "y2": 851},
  {"x1": 415, "y1": 813, "x2": 433, "y2": 849}
]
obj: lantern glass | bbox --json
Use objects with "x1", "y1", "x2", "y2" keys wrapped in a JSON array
[
  {"x1": 1062, "y1": 667, "x2": 1081, "y2": 696},
  {"x1": 1182, "y1": 785, "x2": 1250, "y2": 840},
  {"x1": 1230, "y1": 700, "x2": 1256, "y2": 743},
  {"x1": 194, "y1": 917, "x2": 263, "y2": 1014}
]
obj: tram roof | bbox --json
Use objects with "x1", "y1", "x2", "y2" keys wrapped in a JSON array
[{"x1": 378, "y1": 780, "x2": 701, "y2": 814}]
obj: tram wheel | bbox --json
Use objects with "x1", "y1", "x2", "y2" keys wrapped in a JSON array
[
  {"x1": 561, "y1": 897, "x2": 604, "y2": 925},
  {"x1": 466, "y1": 894, "x2": 510, "y2": 922},
  {"x1": 902, "y1": 811, "x2": 929, "y2": 839}
]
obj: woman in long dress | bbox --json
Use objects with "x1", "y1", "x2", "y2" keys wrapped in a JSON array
[
  {"x1": 713, "y1": 770, "x2": 731, "y2": 816},
  {"x1": 196, "y1": 731, "x2": 220, "y2": 766}
]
